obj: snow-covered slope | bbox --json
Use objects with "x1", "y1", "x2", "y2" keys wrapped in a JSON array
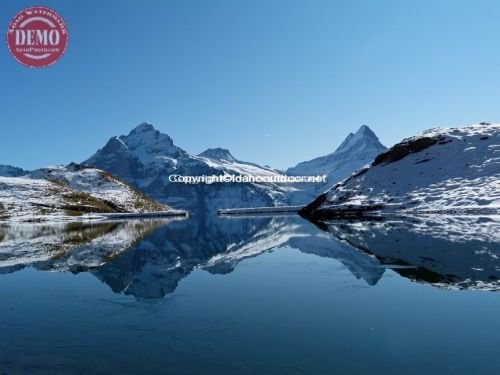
[
  {"x1": 0, "y1": 176, "x2": 113, "y2": 222},
  {"x1": 84, "y1": 123, "x2": 293, "y2": 212},
  {"x1": 0, "y1": 165, "x2": 28, "y2": 177},
  {"x1": 29, "y1": 163, "x2": 170, "y2": 213},
  {"x1": 0, "y1": 164, "x2": 174, "y2": 223},
  {"x1": 302, "y1": 123, "x2": 500, "y2": 218},
  {"x1": 287, "y1": 125, "x2": 386, "y2": 202}
]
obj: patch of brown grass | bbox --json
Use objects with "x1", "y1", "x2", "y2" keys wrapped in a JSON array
[
  {"x1": 99, "y1": 171, "x2": 170, "y2": 212},
  {"x1": 48, "y1": 181, "x2": 119, "y2": 216},
  {"x1": 62, "y1": 191, "x2": 118, "y2": 215}
]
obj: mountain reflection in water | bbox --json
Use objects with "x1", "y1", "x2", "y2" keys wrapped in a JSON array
[{"x1": 1, "y1": 214, "x2": 499, "y2": 298}]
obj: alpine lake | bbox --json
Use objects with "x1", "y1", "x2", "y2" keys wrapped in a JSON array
[{"x1": 1, "y1": 213, "x2": 500, "y2": 374}]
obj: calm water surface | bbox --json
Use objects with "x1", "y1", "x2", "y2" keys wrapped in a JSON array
[{"x1": 1, "y1": 215, "x2": 500, "y2": 374}]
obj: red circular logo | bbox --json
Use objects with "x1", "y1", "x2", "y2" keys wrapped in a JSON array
[{"x1": 6, "y1": 6, "x2": 68, "y2": 68}]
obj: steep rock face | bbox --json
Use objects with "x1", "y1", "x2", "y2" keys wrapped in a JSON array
[
  {"x1": 84, "y1": 123, "x2": 291, "y2": 212},
  {"x1": 287, "y1": 125, "x2": 386, "y2": 202},
  {"x1": 302, "y1": 123, "x2": 500, "y2": 218}
]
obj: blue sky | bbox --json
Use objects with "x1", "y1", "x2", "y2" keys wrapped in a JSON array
[{"x1": 1, "y1": 0, "x2": 500, "y2": 170}]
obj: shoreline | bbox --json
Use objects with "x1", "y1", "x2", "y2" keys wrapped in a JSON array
[
  {"x1": 0, "y1": 210, "x2": 188, "y2": 225},
  {"x1": 217, "y1": 205, "x2": 305, "y2": 216}
]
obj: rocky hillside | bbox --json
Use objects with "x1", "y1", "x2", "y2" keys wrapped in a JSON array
[
  {"x1": 29, "y1": 163, "x2": 170, "y2": 213},
  {"x1": 302, "y1": 123, "x2": 500, "y2": 219},
  {"x1": 0, "y1": 164, "x2": 175, "y2": 223}
]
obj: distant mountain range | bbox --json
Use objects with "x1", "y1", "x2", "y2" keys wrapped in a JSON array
[
  {"x1": 1, "y1": 122, "x2": 386, "y2": 221},
  {"x1": 3, "y1": 122, "x2": 498, "y2": 221},
  {"x1": 83, "y1": 123, "x2": 292, "y2": 213},
  {"x1": 83, "y1": 122, "x2": 386, "y2": 212}
]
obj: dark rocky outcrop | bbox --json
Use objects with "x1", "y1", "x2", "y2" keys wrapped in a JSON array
[{"x1": 373, "y1": 137, "x2": 437, "y2": 166}]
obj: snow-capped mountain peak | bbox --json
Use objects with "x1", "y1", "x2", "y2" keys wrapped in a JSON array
[
  {"x1": 85, "y1": 123, "x2": 187, "y2": 181},
  {"x1": 358, "y1": 124, "x2": 374, "y2": 134},
  {"x1": 286, "y1": 125, "x2": 386, "y2": 202},
  {"x1": 122, "y1": 123, "x2": 177, "y2": 152},
  {"x1": 129, "y1": 122, "x2": 156, "y2": 134},
  {"x1": 334, "y1": 125, "x2": 383, "y2": 155},
  {"x1": 198, "y1": 148, "x2": 236, "y2": 162}
]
